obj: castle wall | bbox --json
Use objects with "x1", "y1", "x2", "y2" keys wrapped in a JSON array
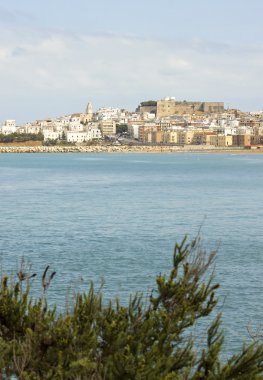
[
  {"x1": 201, "y1": 102, "x2": 225, "y2": 113},
  {"x1": 156, "y1": 99, "x2": 224, "y2": 118}
]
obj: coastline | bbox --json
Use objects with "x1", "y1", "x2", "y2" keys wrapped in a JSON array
[{"x1": 0, "y1": 144, "x2": 262, "y2": 154}]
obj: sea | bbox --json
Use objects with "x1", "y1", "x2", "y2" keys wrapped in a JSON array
[{"x1": 0, "y1": 152, "x2": 263, "y2": 358}]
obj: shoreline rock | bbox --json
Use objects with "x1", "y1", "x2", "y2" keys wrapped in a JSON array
[{"x1": 0, "y1": 145, "x2": 261, "y2": 154}]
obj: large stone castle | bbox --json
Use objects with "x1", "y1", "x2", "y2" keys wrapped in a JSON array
[{"x1": 138, "y1": 97, "x2": 224, "y2": 117}]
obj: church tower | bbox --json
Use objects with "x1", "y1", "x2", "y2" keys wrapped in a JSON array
[
  {"x1": 84, "y1": 102, "x2": 93, "y2": 123},
  {"x1": 86, "y1": 102, "x2": 93, "y2": 115}
]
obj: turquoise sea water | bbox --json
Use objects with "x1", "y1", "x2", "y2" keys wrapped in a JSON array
[{"x1": 0, "y1": 153, "x2": 263, "y2": 356}]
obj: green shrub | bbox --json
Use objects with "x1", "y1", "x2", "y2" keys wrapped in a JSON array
[
  {"x1": 0, "y1": 237, "x2": 263, "y2": 379},
  {"x1": 0, "y1": 133, "x2": 44, "y2": 143}
]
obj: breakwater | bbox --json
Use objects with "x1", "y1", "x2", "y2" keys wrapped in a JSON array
[{"x1": 0, "y1": 145, "x2": 253, "y2": 153}]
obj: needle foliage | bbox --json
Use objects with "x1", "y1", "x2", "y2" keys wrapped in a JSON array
[{"x1": 0, "y1": 237, "x2": 263, "y2": 379}]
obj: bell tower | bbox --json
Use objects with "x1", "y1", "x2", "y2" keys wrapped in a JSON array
[
  {"x1": 86, "y1": 102, "x2": 93, "y2": 115},
  {"x1": 84, "y1": 102, "x2": 93, "y2": 123}
]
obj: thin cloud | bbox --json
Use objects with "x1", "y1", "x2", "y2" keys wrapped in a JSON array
[{"x1": 0, "y1": 25, "x2": 263, "y2": 122}]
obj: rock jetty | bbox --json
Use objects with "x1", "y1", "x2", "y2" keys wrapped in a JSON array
[{"x1": 0, "y1": 145, "x2": 252, "y2": 154}]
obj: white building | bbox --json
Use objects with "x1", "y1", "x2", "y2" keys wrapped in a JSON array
[
  {"x1": 25, "y1": 124, "x2": 41, "y2": 134},
  {"x1": 237, "y1": 126, "x2": 253, "y2": 135},
  {"x1": 53, "y1": 122, "x2": 64, "y2": 132},
  {"x1": 0, "y1": 120, "x2": 17, "y2": 134},
  {"x1": 66, "y1": 127, "x2": 102, "y2": 143},
  {"x1": 223, "y1": 127, "x2": 237, "y2": 136},
  {"x1": 60, "y1": 116, "x2": 71, "y2": 126},
  {"x1": 68, "y1": 122, "x2": 83, "y2": 132},
  {"x1": 87, "y1": 127, "x2": 101, "y2": 140},
  {"x1": 97, "y1": 107, "x2": 121, "y2": 121},
  {"x1": 43, "y1": 131, "x2": 61, "y2": 141},
  {"x1": 66, "y1": 132, "x2": 88, "y2": 143},
  {"x1": 141, "y1": 112, "x2": 156, "y2": 121},
  {"x1": 16, "y1": 126, "x2": 27, "y2": 134}
]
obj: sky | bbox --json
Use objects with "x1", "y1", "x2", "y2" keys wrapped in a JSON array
[{"x1": 0, "y1": 0, "x2": 263, "y2": 124}]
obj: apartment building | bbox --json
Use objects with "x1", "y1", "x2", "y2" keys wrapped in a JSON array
[
  {"x1": 162, "y1": 131, "x2": 178, "y2": 144},
  {"x1": 138, "y1": 125, "x2": 161, "y2": 143},
  {"x1": 98, "y1": 120, "x2": 116, "y2": 136},
  {"x1": 177, "y1": 131, "x2": 195, "y2": 145},
  {"x1": 192, "y1": 132, "x2": 217, "y2": 145},
  {"x1": 232, "y1": 135, "x2": 251, "y2": 147},
  {"x1": 152, "y1": 131, "x2": 163, "y2": 144},
  {"x1": 210, "y1": 135, "x2": 233, "y2": 147}
]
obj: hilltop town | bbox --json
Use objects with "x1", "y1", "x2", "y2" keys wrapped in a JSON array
[{"x1": 1, "y1": 97, "x2": 263, "y2": 151}]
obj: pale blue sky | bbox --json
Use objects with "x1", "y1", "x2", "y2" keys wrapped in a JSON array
[{"x1": 0, "y1": 0, "x2": 263, "y2": 123}]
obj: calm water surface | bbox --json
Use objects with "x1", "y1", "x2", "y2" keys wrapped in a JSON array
[{"x1": 0, "y1": 153, "x2": 262, "y2": 356}]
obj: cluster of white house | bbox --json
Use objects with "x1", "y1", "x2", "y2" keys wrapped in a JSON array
[
  {"x1": 1, "y1": 100, "x2": 263, "y2": 147},
  {"x1": 0, "y1": 104, "x2": 122, "y2": 143}
]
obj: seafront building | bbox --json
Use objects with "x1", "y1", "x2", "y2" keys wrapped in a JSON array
[{"x1": 1, "y1": 98, "x2": 263, "y2": 149}]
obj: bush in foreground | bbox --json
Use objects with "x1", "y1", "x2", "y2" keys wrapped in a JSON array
[{"x1": 0, "y1": 237, "x2": 263, "y2": 379}]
